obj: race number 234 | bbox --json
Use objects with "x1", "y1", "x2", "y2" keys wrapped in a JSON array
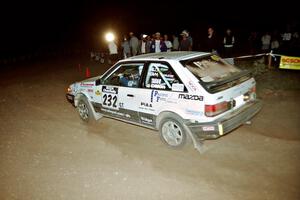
[{"x1": 102, "y1": 94, "x2": 118, "y2": 109}]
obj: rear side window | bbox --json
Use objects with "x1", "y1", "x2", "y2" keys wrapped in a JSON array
[
  {"x1": 183, "y1": 55, "x2": 241, "y2": 83},
  {"x1": 145, "y1": 63, "x2": 185, "y2": 92}
]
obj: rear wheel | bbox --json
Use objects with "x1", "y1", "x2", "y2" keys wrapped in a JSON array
[{"x1": 159, "y1": 116, "x2": 188, "y2": 148}]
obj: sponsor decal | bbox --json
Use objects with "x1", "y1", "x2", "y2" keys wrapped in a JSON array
[
  {"x1": 87, "y1": 89, "x2": 93, "y2": 93},
  {"x1": 101, "y1": 108, "x2": 131, "y2": 118},
  {"x1": 185, "y1": 109, "x2": 203, "y2": 116},
  {"x1": 151, "y1": 78, "x2": 161, "y2": 84},
  {"x1": 188, "y1": 80, "x2": 197, "y2": 91},
  {"x1": 150, "y1": 84, "x2": 166, "y2": 89},
  {"x1": 140, "y1": 116, "x2": 153, "y2": 125},
  {"x1": 217, "y1": 96, "x2": 223, "y2": 100},
  {"x1": 119, "y1": 102, "x2": 124, "y2": 108},
  {"x1": 178, "y1": 94, "x2": 203, "y2": 101},
  {"x1": 139, "y1": 102, "x2": 154, "y2": 111},
  {"x1": 95, "y1": 90, "x2": 101, "y2": 96},
  {"x1": 202, "y1": 126, "x2": 215, "y2": 131},
  {"x1": 164, "y1": 74, "x2": 174, "y2": 78},
  {"x1": 171, "y1": 83, "x2": 184, "y2": 92},
  {"x1": 150, "y1": 72, "x2": 159, "y2": 77},
  {"x1": 141, "y1": 102, "x2": 152, "y2": 107},
  {"x1": 280, "y1": 56, "x2": 300, "y2": 70},
  {"x1": 80, "y1": 82, "x2": 94, "y2": 87},
  {"x1": 150, "y1": 90, "x2": 168, "y2": 102},
  {"x1": 102, "y1": 86, "x2": 118, "y2": 94}
]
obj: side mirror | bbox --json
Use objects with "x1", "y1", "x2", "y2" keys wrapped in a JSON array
[{"x1": 95, "y1": 79, "x2": 102, "y2": 86}]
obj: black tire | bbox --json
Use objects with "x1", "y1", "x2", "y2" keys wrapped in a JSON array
[
  {"x1": 158, "y1": 115, "x2": 188, "y2": 148},
  {"x1": 77, "y1": 97, "x2": 95, "y2": 123}
]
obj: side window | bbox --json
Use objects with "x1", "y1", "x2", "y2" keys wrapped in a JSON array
[
  {"x1": 104, "y1": 63, "x2": 144, "y2": 88},
  {"x1": 145, "y1": 63, "x2": 185, "y2": 91}
]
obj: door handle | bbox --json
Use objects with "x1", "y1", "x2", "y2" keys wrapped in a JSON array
[{"x1": 127, "y1": 94, "x2": 134, "y2": 97}]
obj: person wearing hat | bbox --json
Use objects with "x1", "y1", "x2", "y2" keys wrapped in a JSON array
[
  {"x1": 150, "y1": 32, "x2": 167, "y2": 53},
  {"x1": 179, "y1": 31, "x2": 192, "y2": 51}
]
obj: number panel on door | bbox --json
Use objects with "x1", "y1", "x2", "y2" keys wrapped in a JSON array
[{"x1": 102, "y1": 86, "x2": 119, "y2": 110}]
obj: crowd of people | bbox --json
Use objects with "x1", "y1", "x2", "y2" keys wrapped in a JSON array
[
  {"x1": 105, "y1": 26, "x2": 299, "y2": 63},
  {"x1": 107, "y1": 30, "x2": 193, "y2": 61}
]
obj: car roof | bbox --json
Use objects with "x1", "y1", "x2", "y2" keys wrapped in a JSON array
[{"x1": 123, "y1": 51, "x2": 210, "y2": 62}]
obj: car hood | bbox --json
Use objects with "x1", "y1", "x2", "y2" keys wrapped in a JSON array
[{"x1": 81, "y1": 76, "x2": 100, "y2": 83}]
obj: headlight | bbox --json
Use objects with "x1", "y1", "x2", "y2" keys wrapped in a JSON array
[{"x1": 67, "y1": 87, "x2": 72, "y2": 93}]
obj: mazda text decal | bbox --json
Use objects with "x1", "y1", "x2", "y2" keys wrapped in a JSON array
[{"x1": 178, "y1": 94, "x2": 203, "y2": 101}]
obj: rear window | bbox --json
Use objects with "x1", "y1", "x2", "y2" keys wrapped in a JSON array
[{"x1": 182, "y1": 55, "x2": 241, "y2": 83}]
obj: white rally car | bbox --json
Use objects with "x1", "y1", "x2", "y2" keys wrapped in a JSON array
[{"x1": 66, "y1": 52, "x2": 262, "y2": 149}]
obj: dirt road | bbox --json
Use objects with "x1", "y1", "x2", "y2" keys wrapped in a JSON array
[{"x1": 0, "y1": 57, "x2": 299, "y2": 200}]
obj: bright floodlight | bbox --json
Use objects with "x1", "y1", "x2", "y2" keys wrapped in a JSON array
[{"x1": 105, "y1": 32, "x2": 115, "y2": 42}]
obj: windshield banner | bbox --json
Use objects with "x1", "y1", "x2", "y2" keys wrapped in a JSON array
[{"x1": 279, "y1": 56, "x2": 300, "y2": 70}]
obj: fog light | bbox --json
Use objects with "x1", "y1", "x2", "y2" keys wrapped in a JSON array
[{"x1": 243, "y1": 93, "x2": 250, "y2": 101}]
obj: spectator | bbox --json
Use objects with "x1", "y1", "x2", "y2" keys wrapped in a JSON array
[
  {"x1": 182, "y1": 30, "x2": 193, "y2": 50},
  {"x1": 179, "y1": 31, "x2": 192, "y2": 51},
  {"x1": 150, "y1": 32, "x2": 167, "y2": 53},
  {"x1": 248, "y1": 31, "x2": 260, "y2": 54},
  {"x1": 172, "y1": 34, "x2": 179, "y2": 51},
  {"x1": 206, "y1": 27, "x2": 218, "y2": 54},
  {"x1": 164, "y1": 34, "x2": 173, "y2": 52},
  {"x1": 291, "y1": 30, "x2": 300, "y2": 54},
  {"x1": 281, "y1": 25, "x2": 292, "y2": 54},
  {"x1": 223, "y1": 28, "x2": 235, "y2": 58},
  {"x1": 270, "y1": 34, "x2": 280, "y2": 66},
  {"x1": 145, "y1": 35, "x2": 152, "y2": 53},
  {"x1": 129, "y1": 32, "x2": 139, "y2": 56},
  {"x1": 271, "y1": 33, "x2": 280, "y2": 52},
  {"x1": 107, "y1": 40, "x2": 118, "y2": 65},
  {"x1": 139, "y1": 34, "x2": 147, "y2": 54},
  {"x1": 121, "y1": 35, "x2": 131, "y2": 58},
  {"x1": 261, "y1": 32, "x2": 271, "y2": 52}
]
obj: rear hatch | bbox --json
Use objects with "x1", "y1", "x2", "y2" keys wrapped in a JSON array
[{"x1": 181, "y1": 54, "x2": 256, "y2": 117}]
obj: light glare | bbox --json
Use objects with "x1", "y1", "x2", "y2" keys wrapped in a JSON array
[{"x1": 105, "y1": 32, "x2": 115, "y2": 42}]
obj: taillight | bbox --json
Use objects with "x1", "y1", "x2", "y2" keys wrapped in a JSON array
[
  {"x1": 250, "y1": 86, "x2": 256, "y2": 93},
  {"x1": 250, "y1": 86, "x2": 256, "y2": 99},
  {"x1": 205, "y1": 101, "x2": 230, "y2": 117}
]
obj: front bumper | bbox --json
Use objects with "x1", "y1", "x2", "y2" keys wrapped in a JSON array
[
  {"x1": 66, "y1": 94, "x2": 75, "y2": 106},
  {"x1": 186, "y1": 100, "x2": 262, "y2": 140}
]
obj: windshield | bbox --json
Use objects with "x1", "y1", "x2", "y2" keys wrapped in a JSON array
[{"x1": 183, "y1": 55, "x2": 241, "y2": 83}]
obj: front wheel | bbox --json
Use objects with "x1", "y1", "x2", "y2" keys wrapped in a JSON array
[
  {"x1": 159, "y1": 117, "x2": 188, "y2": 148},
  {"x1": 77, "y1": 97, "x2": 94, "y2": 123}
]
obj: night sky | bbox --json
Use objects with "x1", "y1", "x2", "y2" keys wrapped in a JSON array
[{"x1": 1, "y1": 0, "x2": 298, "y2": 56}]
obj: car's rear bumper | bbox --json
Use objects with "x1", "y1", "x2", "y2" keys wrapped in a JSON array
[
  {"x1": 186, "y1": 100, "x2": 262, "y2": 140},
  {"x1": 66, "y1": 94, "x2": 75, "y2": 106}
]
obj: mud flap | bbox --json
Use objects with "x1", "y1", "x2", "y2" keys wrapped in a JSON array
[{"x1": 183, "y1": 123, "x2": 207, "y2": 153}]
